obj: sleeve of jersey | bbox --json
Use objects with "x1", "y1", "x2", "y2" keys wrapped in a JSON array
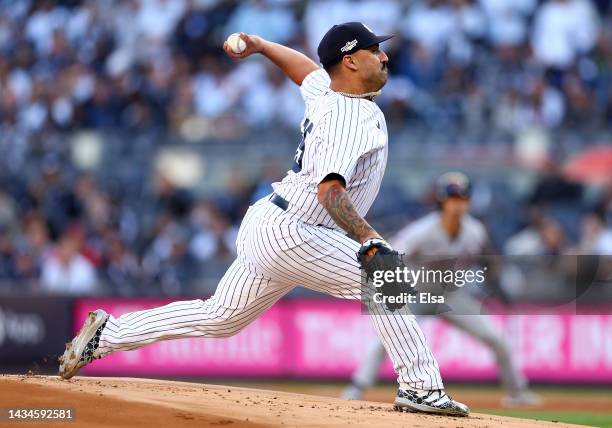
[
  {"x1": 313, "y1": 100, "x2": 368, "y2": 185},
  {"x1": 299, "y1": 69, "x2": 331, "y2": 105}
]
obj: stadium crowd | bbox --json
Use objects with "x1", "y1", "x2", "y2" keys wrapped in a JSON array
[
  {"x1": 0, "y1": 0, "x2": 611, "y2": 296},
  {"x1": 1, "y1": 0, "x2": 611, "y2": 136}
]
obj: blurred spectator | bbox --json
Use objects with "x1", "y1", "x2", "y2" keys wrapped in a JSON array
[
  {"x1": 532, "y1": 0, "x2": 599, "y2": 71},
  {"x1": 102, "y1": 230, "x2": 141, "y2": 295},
  {"x1": 153, "y1": 173, "x2": 193, "y2": 219},
  {"x1": 41, "y1": 231, "x2": 97, "y2": 295},
  {"x1": 136, "y1": 0, "x2": 187, "y2": 44},
  {"x1": 0, "y1": 189, "x2": 18, "y2": 229},
  {"x1": 0, "y1": 228, "x2": 15, "y2": 279},
  {"x1": 480, "y1": 0, "x2": 536, "y2": 48},
  {"x1": 189, "y1": 200, "x2": 238, "y2": 263},
  {"x1": 401, "y1": 0, "x2": 456, "y2": 55},
  {"x1": 529, "y1": 160, "x2": 582, "y2": 205},
  {"x1": 32, "y1": 156, "x2": 82, "y2": 240},
  {"x1": 143, "y1": 222, "x2": 197, "y2": 295},
  {"x1": 574, "y1": 210, "x2": 612, "y2": 255},
  {"x1": 504, "y1": 213, "x2": 567, "y2": 255},
  {"x1": 14, "y1": 216, "x2": 51, "y2": 282},
  {"x1": 225, "y1": 0, "x2": 297, "y2": 44}
]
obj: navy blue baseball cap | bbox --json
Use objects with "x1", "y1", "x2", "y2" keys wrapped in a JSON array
[
  {"x1": 436, "y1": 172, "x2": 472, "y2": 201},
  {"x1": 317, "y1": 22, "x2": 394, "y2": 68}
]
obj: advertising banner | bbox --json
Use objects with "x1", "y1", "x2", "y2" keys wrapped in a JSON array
[
  {"x1": 0, "y1": 296, "x2": 73, "y2": 363},
  {"x1": 76, "y1": 298, "x2": 612, "y2": 382}
]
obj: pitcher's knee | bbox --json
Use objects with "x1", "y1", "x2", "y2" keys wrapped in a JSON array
[
  {"x1": 208, "y1": 324, "x2": 244, "y2": 338},
  {"x1": 199, "y1": 313, "x2": 250, "y2": 338}
]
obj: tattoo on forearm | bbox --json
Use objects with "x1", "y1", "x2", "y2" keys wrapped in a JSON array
[{"x1": 323, "y1": 183, "x2": 375, "y2": 242}]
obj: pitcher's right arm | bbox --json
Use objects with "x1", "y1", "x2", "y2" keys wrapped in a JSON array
[{"x1": 223, "y1": 33, "x2": 319, "y2": 86}]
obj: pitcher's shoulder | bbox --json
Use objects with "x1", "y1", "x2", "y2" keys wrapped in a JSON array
[{"x1": 306, "y1": 92, "x2": 344, "y2": 121}]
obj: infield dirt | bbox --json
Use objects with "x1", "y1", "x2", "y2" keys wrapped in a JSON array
[{"x1": 0, "y1": 375, "x2": 585, "y2": 427}]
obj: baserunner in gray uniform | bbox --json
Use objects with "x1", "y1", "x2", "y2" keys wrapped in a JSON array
[{"x1": 342, "y1": 172, "x2": 541, "y2": 408}]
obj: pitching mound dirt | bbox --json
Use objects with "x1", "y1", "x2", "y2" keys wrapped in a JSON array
[{"x1": 0, "y1": 375, "x2": 582, "y2": 427}]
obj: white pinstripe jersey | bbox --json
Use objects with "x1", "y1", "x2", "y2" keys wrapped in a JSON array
[
  {"x1": 271, "y1": 69, "x2": 388, "y2": 229},
  {"x1": 390, "y1": 212, "x2": 487, "y2": 256},
  {"x1": 94, "y1": 68, "x2": 445, "y2": 390}
]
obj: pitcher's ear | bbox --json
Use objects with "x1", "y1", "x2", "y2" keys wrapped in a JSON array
[{"x1": 342, "y1": 55, "x2": 358, "y2": 71}]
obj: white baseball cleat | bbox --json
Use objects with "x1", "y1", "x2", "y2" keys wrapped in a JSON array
[
  {"x1": 394, "y1": 388, "x2": 470, "y2": 417},
  {"x1": 501, "y1": 390, "x2": 543, "y2": 408},
  {"x1": 58, "y1": 309, "x2": 109, "y2": 380}
]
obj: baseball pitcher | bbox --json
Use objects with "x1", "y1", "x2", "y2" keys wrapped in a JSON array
[{"x1": 59, "y1": 23, "x2": 469, "y2": 416}]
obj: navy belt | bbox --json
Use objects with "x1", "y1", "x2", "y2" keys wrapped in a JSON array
[{"x1": 270, "y1": 193, "x2": 289, "y2": 211}]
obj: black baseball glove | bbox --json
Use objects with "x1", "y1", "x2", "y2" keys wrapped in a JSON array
[{"x1": 357, "y1": 238, "x2": 409, "y2": 311}]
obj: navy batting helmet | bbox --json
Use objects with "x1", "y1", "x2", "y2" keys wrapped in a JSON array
[{"x1": 436, "y1": 172, "x2": 472, "y2": 202}]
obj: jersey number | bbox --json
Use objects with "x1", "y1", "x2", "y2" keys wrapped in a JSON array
[{"x1": 292, "y1": 118, "x2": 314, "y2": 172}]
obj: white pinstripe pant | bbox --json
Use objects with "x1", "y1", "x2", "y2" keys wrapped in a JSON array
[{"x1": 98, "y1": 197, "x2": 444, "y2": 390}]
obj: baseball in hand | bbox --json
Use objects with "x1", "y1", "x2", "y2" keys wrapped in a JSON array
[{"x1": 226, "y1": 33, "x2": 247, "y2": 54}]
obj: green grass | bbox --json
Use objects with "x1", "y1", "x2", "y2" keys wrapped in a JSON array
[{"x1": 480, "y1": 409, "x2": 612, "y2": 428}]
